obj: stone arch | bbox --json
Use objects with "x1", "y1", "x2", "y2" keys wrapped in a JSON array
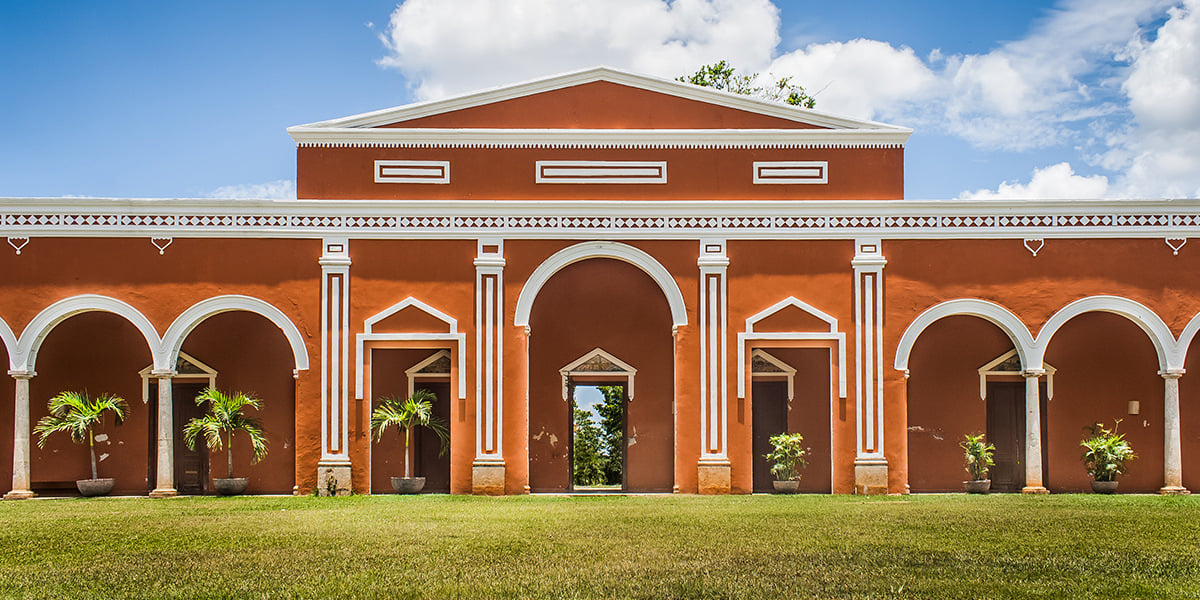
[
  {"x1": 161, "y1": 295, "x2": 310, "y2": 372},
  {"x1": 0, "y1": 315, "x2": 16, "y2": 371},
  {"x1": 894, "y1": 299, "x2": 1035, "y2": 373},
  {"x1": 1033, "y1": 295, "x2": 1173, "y2": 371},
  {"x1": 1170, "y1": 310, "x2": 1200, "y2": 370},
  {"x1": 16, "y1": 295, "x2": 162, "y2": 372},
  {"x1": 514, "y1": 241, "x2": 687, "y2": 329}
]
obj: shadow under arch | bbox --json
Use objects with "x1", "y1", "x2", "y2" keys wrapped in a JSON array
[
  {"x1": 15, "y1": 294, "x2": 162, "y2": 373},
  {"x1": 894, "y1": 299, "x2": 1036, "y2": 373},
  {"x1": 161, "y1": 295, "x2": 309, "y2": 372},
  {"x1": 1033, "y1": 295, "x2": 1173, "y2": 371}
]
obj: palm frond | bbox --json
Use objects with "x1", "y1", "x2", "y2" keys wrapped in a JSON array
[
  {"x1": 185, "y1": 388, "x2": 270, "y2": 471},
  {"x1": 34, "y1": 390, "x2": 128, "y2": 447}
]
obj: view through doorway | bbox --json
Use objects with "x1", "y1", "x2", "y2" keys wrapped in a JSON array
[{"x1": 570, "y1": 384, "x2": 625, "y2": 492}]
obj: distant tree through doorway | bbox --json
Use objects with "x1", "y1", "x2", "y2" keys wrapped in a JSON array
[{"x1": 572, "y1": 385, "x2": 625, "y2": 489}]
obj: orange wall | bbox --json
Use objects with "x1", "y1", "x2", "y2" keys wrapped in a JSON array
[
  {"x1": 297, "y1": 146, "x2": 903, "y2": 201},
  {"x1": 0, "y1": 345, "x2": 11, "y2": 491}
]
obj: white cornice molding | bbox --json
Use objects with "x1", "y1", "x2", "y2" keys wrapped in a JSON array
[
  {"x1": 286, "y1": 127, "x2": 911, "y2": 148},
  {"x1": 290, "y1": 66, "x2": 908, "y2": 133},
  {"x1": 3, "y1": 197, "x2": 1200, "y2": 240}
]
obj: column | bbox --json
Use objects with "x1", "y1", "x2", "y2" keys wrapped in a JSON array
[
  {"x1": 1021, "y1": 369, "x2": 1049, "y2": 494},
  {"x1": 318, "y1": 238, "x2": 352, "y2": 496},
  {"x1": 852, "y1": 239, "x2": 888, "y2": 494},
  {"x1": 4, "y1": 371, "x2": 35, "y2": 500},
  {"x1": 148, "y1": 369, "x2": 178, "y2": 498},
  {"x1": 1160, "y1": 369, "x2": 1190, "y2": 495},
  {"x1": 472, "y1": 239, "x2": 506, "y2": 495},
  {"x1": 697, "y1": 239, "x2": 730, "y2": 494}
]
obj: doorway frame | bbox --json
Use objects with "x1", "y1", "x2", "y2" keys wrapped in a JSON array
[{"x1": 560, "y1": 348, "x2": 636, "y2": 492}]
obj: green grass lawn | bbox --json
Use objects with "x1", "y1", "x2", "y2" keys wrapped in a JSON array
[{"x1": 1, "y1": 494, "x2": 1197, "y2": 599}]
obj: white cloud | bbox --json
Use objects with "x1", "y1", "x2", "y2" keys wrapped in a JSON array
[
  {"x1": 379, "y1": 0, "x2": 780, "y2": 101},
  {"x1": 209, "y1": 180, "x2": 296, "y2": 200},
  {"x1": 958, "y1": 163, "x2": 1110, "y2": 200}
]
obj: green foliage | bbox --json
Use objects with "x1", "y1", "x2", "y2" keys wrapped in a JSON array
[
  {"x1": 1081, "y1": 420, "x2": 1136, "y2": 482},
  {"x1": 572, "y1": 407, "x2": 606, "y2": 486},
  {"x1": 678, "y1": 60, "x2": 816, "y2": 108},
  {"x1": 33, "y1": 391, "x2": 129, "y2": 480},
  {"x1": 764, "y1": 432, "x2": 809, "y2": 481},
  {"x1": 961, "y1": 433, "x2": 995, "y2": 481},
  {"x1": 596, "y1": 385, "x2": 624, "y2": 485},
  {"x1": 184, "y1": 388, "x2": 268, "y2": 479},
  {"x1": 370, "y1": 389, "x2": 449, "y2": 478}
]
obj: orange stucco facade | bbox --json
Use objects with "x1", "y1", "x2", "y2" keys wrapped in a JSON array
[{"x1": 3, "y1": 67, "x2": 1198, "y2": 499}]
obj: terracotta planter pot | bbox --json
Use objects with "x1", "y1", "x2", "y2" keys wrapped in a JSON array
[
  {"x1": 213, "y1": 478, "x2": 249, "y2": 496},
  {"x1": 964, "y1": 479, "x2": 991, "y2": 494},
  {"x1": 392, "y1": 477, "x2": 426, "y2": 494},
  {"x1": 772, "y1": 480, "x2": 799, "y2": 494},
  {"x1": 76, "y1": 478, "x2": 114, "y2": 497},
  {"x1": 1091, "y1": 480, "x2": 1119, "y2": 494}
]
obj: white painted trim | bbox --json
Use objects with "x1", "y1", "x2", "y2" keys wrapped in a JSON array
[
  {"x1": 1174, "y1": 312, "x2": 1200, "y2": 370},
  {"x1": 749, "y1": 348, "x2": 796, "y2": 401},
  {"x1": 404, "y1": 349, "x2": 452, "y2": 398},
  {"x1": 289, "y1": 66, "x2": 910, "y2": 132},
  {"x1": 737, "y1": 296, "x2": 848, "y2": 399},
  {"x1": 138, "y1": 351, "x2": 218, "y2": 404},
  {"x1": 161, "y1": 295, "x2": 310, "y2": 372},
  {"x1": 289, "y1": 128, "x2": 908, "y2": 149},
  {"x1": 753, "y1": 161, "x2": 828, "y2": 185},
  {"x1": 354, "y1": 296, "x2": 467, "y2": 399},
  {"x1": 536, "y1": 161, "x2": 666, "y2": 184},
  {"x1": 374, "y1": 160, "x2": 450, "y2": 184},
  {"x1": 894, "y1": 299, "x2": 1036, "y2": 373},
  {"x1": 0, "y1": 316, "x2": 16, "y2": 372},
  {"x1": 559, "y1": 347, "x2": 637, "y2": 401},
  {"x1": 976, "y1": 349, "x2": 1056, "y2": 401},
  {"x1": 15, "y1": 294, "x2": 163, "y2": 373},
  {"x1": 514, "y1": 241, "x2": 687, "y2": 329},
  {"x1": 1033, "y1": 295, "x2": 1174, "y2": 371}
]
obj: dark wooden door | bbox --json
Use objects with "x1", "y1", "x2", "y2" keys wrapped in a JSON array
[
  {"x1": 413, "y1": 381, "x2": 451, "y2": 493},
  {"x1": 752, "y1": 380, "x2": 788, "y2": 492},
  {"x1": 147, "y1": 381, "x2": 209, "y2": 494},
  {"x1": 986, "y1": 382, "x2": 1048, "y2": 493}
]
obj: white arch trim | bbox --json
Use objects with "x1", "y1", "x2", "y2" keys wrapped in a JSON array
[
  {"x1": 1174, "y1": 312, "x2": 1200, "y2": 370},
  {"x1": 0, "y1": 316, "x2": 17, "y2": 371},
  {"x1": 513, "y1": 241, "x2": 687, "y2": 329},
  {"x1": 161, "y1": 295, "x2": 310, "y2": 372},
  {"x1": 15, "y1": 294, "x2": 163, "y2": 372},
  {"x1": 894, "y1": 299, "x2": 1036, "y2": 372},
  {"x1": 1033, "y1": 295, "x2": 1173, "y2": 371}
]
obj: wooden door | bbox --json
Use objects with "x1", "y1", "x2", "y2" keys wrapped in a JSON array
[
  {"x1": 413, "y1": 381, "x2": 451, "y2": 493},
  {"x1": 752, "y1": 380, "x2": 788, "y2": 492},
  {"x1": 986, "y1": 382, "x2": 1048, "y2": 492},
  {"x1": 147, "y1": 381, "x2": 209, "y2": 494}
]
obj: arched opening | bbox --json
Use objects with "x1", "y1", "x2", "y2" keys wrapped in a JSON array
[
  {"x1": 748, "y1": 348, "x2": 833, "y2": 493},
  {"x1": 30, "y1": 312, "x2": 154, "y2": 495},
  {"x1": 1041, "y1": 312, "x2": 1164, "y2": 492},
  {"x1": 906, "y1": 315, "x2": 1032, "y2": 492},
  {"x1": 0, "y1": 334, "x2": 12, "y2": 493},
  {"x1": 369, "y1": 348, "x2": 454, "y2": 494},
  {"x1": 174, "y1": 311, "x2": 298, "y2": 494},
  {"x1": 527, "y1": 257, "x2": 675, "y2": 492}
]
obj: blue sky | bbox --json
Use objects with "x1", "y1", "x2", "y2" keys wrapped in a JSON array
[{"x1": 2, "y1": 0, "x2": 1197, "y2": 200}]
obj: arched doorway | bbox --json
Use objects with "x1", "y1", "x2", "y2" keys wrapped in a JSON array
[{"x1": 526, "y1": 257, "x2": 675, "y2": 492}]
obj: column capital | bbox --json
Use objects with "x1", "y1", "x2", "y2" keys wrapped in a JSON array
[
  {"x1": 7, "y1": 370, "x2": 35, "y2": 380},
  {"x1": 150, "y1": 369, "x2": 177, "y2": 379},
  {"x1": 1021, "y1": 368, "x2": 1046, "y2": 378},
  {"x1": 1159, "y1": 369, "x2": 1185, "y2": 380}
]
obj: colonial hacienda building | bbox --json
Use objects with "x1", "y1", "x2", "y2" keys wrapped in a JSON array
[{"x1": 3, "y1": 67, "x2": 1198, "y2": 498}]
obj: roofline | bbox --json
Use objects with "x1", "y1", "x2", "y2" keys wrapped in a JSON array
[
  {"x1": 286, "y1": 127, "x2": 912, "y2": 148},
  {"x1": 288, "y1": 66, "x2": 910, "y2": 133}
]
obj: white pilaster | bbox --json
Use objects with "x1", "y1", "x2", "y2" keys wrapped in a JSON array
[
  {"x1": 149, "y1": 369, "x2": 178, "y2": 498},
  {"x1": 473, "y1": 239, "x2": 506, "y2": 494},
  {"x1": 1159, "y1": 369, "x2": 1189, "y2": 495},
  {"x1": 697, "y1": 239, "x2": 730, "y2": 493},
  {"x1": 1021, "y1": 369, "x2": 1049, "y2": 494},
  {"x1": 4, "y1": 371, "x2": 35, "y2": 500},
  {"x1": 318, "y1": 238, "x2": 352, "y2": 495},
  {"x1": 852, "y1": 239, "x2": 888, "y2": 494}
]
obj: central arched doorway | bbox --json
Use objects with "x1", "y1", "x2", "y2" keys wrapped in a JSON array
[{"x1": 526, "y1": 256, "x2": 676, "y2": 493}]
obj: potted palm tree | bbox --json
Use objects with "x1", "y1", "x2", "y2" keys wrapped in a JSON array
[
  {"x1": 961, "y1": 433, "x2": 995, "y2": 493},
  {"x1": 33, "y1": 391, "x2": 129, "y2": 497},
  {"x1": 370, "y1": 389, "x2": 449, "y2": 494},
  {"x1": 1081, "y1": 420, "x2": 1136, "y2": 493},
  {"x1": 183, "y1": 388, "x2": 268, "y2": 496},
  {"x1": 764, "y1": 432, "x2": 808, "y2": 493}
]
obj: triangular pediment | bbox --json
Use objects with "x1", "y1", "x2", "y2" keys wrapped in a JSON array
[{"x1": 288, "y1": 66, "x2": 910, "y2": 143}]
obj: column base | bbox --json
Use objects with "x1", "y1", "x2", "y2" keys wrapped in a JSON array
[
  {"x1": 854, "y1": 458, "x2": 888, "y2": 495},
  {"x1": 149, "y1": 488, "x2": 178, "y2": 498},
  {"x1": 317, "y1": 461, "x2": 353, "y2": 497},
  {"x1": 1159, "y1": 486, "x2": 1191, "y2": 496},
  {"x1": 1021, "y1": 486, "x2": 1050, "y2": 494},
  {"x1": 472, "y1": 461, "x2": 506, "y2": 495},
  {"x1": 3, "y1": 490, "x2": 34, "y2": 500},
  {"x1": 697, "y1": 460, "x2": 731, "y2": 495}
]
